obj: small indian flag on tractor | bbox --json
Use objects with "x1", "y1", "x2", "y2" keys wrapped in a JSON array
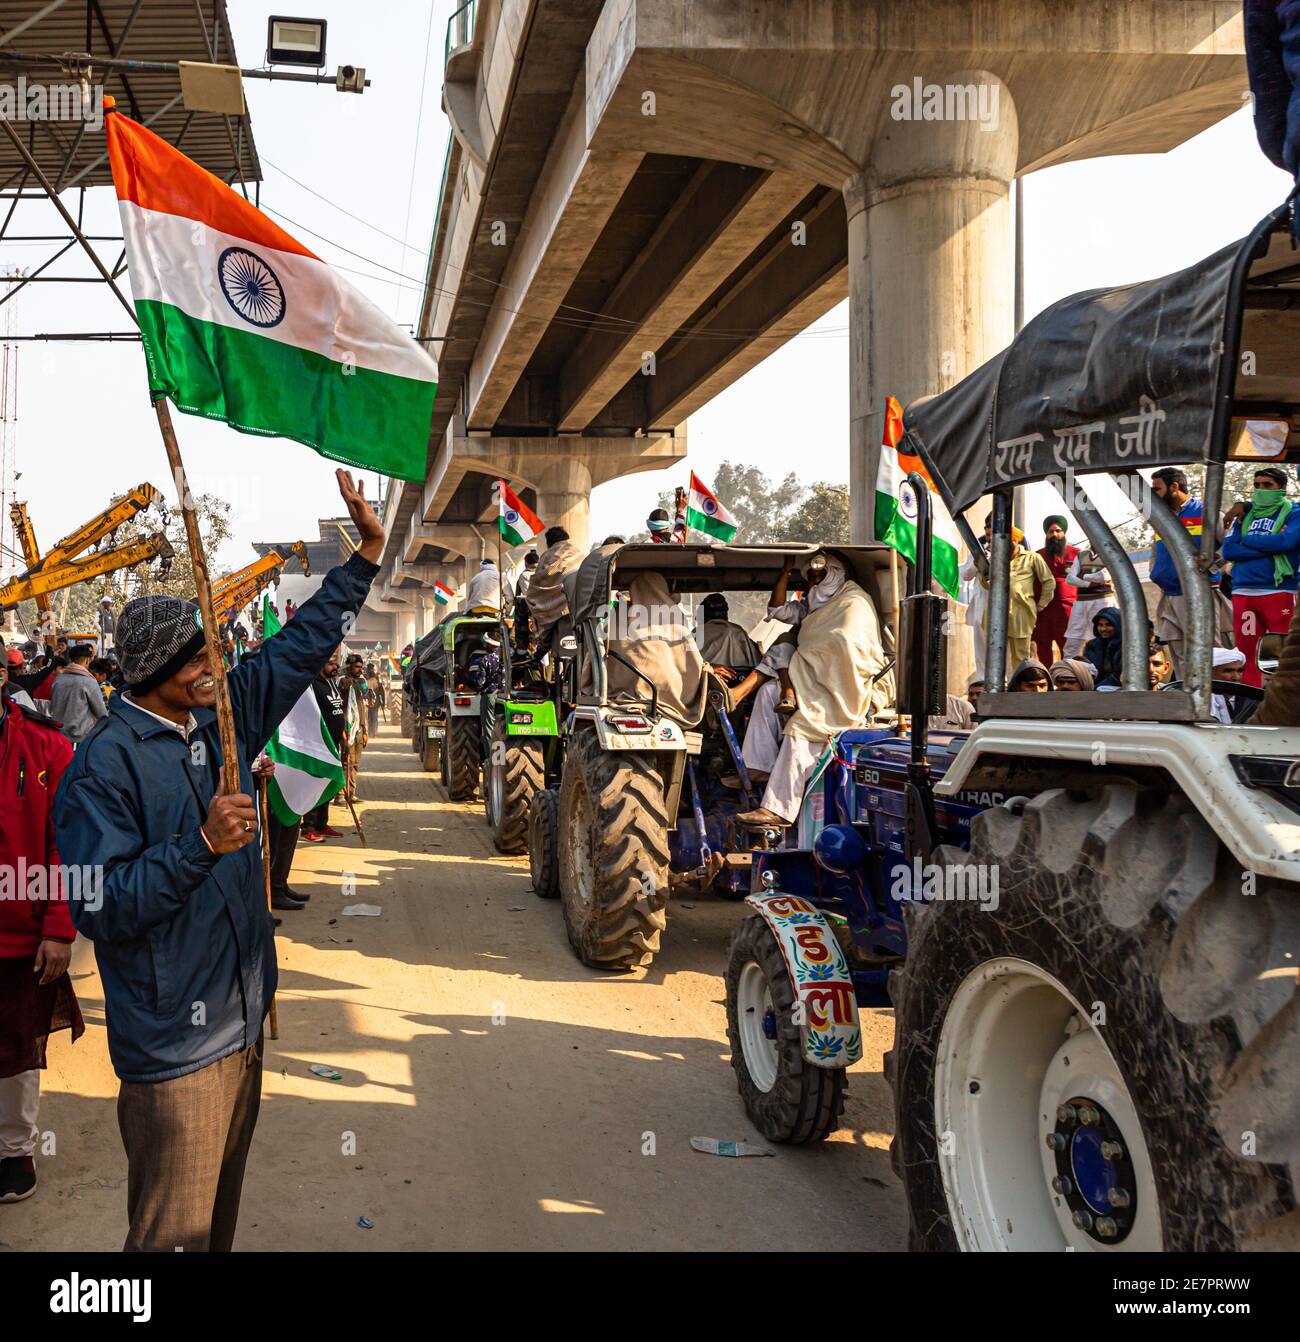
[
  {"x1": 496, "y1": 478, "x2": 543, "y2": 546},
  {"x1": 873, "y1": 395, "x2": 960, "y2": 599},
  {"x1": 686, "y1": 471, "x2": 737, "y2": 544},
  {"x1": 433, "y1": 579, "x2": 455, "y2": 606}
]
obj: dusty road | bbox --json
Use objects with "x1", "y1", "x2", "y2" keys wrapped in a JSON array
[{"x1": 6, "y1": 725, "x2": 905, "y2": 1251}]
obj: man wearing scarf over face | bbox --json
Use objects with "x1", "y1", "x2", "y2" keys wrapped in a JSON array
[
  {"x1": 1032, "y1": 516, "x2": 1079, "y2": 665},
  {"x1": 1222, "y1": 466, "x2": 1300, "y2": 686},
  {"x1": 739, "y1": 554, "x2": 891, "y2": 825}
]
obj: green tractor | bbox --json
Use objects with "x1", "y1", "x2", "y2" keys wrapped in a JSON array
[{"x1": 481, "y1": 631, "x2": 566, "y2": 854}]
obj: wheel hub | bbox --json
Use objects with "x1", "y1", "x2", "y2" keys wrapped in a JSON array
[{"x1": 1045, "y1": 1096, "x2": 1138, "y2": 1244}]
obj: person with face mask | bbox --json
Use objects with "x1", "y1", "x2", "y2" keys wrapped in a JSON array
[
  {"x1": 647, "y1": 487, "x2": 688, "y2": 544},
  {"x1": 736, "y1": 551, "x2": 837, "y2": 775},
  {"x1": 1222, "y1": 466, "x2": 1300, "y2": 686},
  {"x1": 1032, "y1": 516, "x2": 1079, "y2": 665},
  {"x1": 739, "y1": 553, "x2": 892, "y2": 824}
]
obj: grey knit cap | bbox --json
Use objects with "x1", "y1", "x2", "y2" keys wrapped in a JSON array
[{"x1": 117, "y1": 593, "x2": 207, "y2": 693}]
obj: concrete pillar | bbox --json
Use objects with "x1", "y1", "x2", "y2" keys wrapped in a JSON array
[
  {"x1": 532, "y1": 454, "x2": 594, "y2": 553},
  {"x1": 847, "y1": 72, "x2": 1018, "y2": 543}
]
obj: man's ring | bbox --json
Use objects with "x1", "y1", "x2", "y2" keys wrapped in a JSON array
[{"x1": 243, "y1": 820, "x2": 254, "y2": 831}]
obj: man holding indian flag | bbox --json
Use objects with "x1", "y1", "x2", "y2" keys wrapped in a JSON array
[{"x1": 52, "y1": 105, "x2": 431, "y2": 1252}]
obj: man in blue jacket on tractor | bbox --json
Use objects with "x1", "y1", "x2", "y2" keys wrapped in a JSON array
[{"x1": 53, "y1": 469, "x2": 383, "y2": 1252}]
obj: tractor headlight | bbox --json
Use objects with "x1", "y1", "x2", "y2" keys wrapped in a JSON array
[
  {"x1": 1229, "y1": 755, "x2": 1300, "y2": 815},
  {"x1": 813, "y1": 824, "x2": 867, "y2": 875}
]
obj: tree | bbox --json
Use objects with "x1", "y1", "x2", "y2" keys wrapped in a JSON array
[
  {"x1": 641, "y1": 460, "x2": 845, "y2": 544},
  {"x1": 12, "y1": 493, "x2": 233, "y2": 640},
  {"x1": 780, "y1": 482, "x2": 850, "y2": 543}
]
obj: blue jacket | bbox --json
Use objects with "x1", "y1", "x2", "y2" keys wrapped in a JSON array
[
  {"x1": 53, "y1": 552, "x2": 379, "y2": 1082},
  {"x1": 1150, "y1": 498, "x2": 1219, "y2": 596},
  {"x1": 1082, "y1": 605, "x2": 1124, "y2": 688},
  {"x1": 1245, "y1": 0, "x2": 1300, "y2": 175},
  {"x1": 1222, "y1": 507, "x2": 1300, "y2": 592}
]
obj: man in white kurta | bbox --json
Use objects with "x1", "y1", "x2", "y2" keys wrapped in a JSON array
[{"x1": 739, "y1": 557, "x2": 892, "y2": 825}]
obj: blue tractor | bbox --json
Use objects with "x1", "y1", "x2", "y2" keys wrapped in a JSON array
[{"x1": 724, "y1": 208, "x2": 1300, "y2": 1253}]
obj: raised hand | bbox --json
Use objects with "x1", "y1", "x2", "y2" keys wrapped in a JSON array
[{"x1": 336, "y1": 469, "x2": 385, "y2": 562}]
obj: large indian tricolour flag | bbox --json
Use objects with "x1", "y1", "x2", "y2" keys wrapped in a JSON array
[
  {"x1": 873, "y1": 395, "x2": 960, "y2": 599},
  {"x1": 261, "y1": 597, "x2": 345, "y2": 824},
  {"x1": 105, "y1": 107, "x2": 436, "y2": 481}
]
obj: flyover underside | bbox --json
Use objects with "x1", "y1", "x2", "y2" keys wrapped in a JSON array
[{"x1": 382, "y1": 0, "x2": 1245, "y2": 600}]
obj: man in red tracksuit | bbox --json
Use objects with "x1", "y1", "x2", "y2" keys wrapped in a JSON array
[
  {"x1": 1033, "y1": 515, "x2": 1080, "y2": 666},
  {"x1": 0, "y1": 652, "x2": 82, "y2": 1204}
]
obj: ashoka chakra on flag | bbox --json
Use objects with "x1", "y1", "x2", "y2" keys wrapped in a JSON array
[{"x1": 218, "y1": 247, "x2": 285, "y2": 327}]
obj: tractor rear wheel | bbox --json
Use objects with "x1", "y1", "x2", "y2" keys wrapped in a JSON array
[
  {"x1": 401, "y1": 697, "x2": 413, "y2": 740},
  {"x1": 725, "y1": 914, "x2": 846, "y2": 1143},
  {"x1": 528, "y1": 788, "x2": 560, "y2": 899},
  {"x1": 446, "y1": 717, "x2": 480, "y2": 801},
  {"x1": 488, "y1": 718, "x2": 544, "y2": 854},
  {"x1": 887, "y1": 784, "x2": 1299, "y2": 1251},
  {"x1": 558, "y1": 727, "x2": 670, "y2": 970}
]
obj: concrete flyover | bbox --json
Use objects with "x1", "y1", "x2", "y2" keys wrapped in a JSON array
[{"x1": 378, "y1": 0, "x2": 1245, "y2": 629}]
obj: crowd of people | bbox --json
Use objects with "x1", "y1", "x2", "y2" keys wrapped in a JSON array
[{"x1": 956, "y1": 468, "x2": 1299, "y2": 713}]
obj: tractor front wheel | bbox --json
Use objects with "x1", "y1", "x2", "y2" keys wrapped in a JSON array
[
  {"x1": 887, "y1": 784, "x2": 1298, "y2": 1251},
  {"x1": 528, "y1": 788, "x2": 561, "y2": 899},
  {"x1": 725, "y1": 914, "x2": 846, "y2": 1143},
  {"x1": 488, "y1": 718, "x2": 544, "y2": 854}
]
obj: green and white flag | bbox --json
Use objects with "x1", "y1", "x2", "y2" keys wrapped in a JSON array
[{"x1": 262, "y1": 596, "x2": 345, "y2": 823}]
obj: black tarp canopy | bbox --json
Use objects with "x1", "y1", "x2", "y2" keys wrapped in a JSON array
[{"x1": 903, "y1": 204, "x2": 1300, "y2": 517}]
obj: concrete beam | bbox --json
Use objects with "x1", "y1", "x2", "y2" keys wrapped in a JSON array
[
  {"x1": 556, "y1": 162, "x2": 812, "y2": 431},
  {"x1": 646, "y1": 188, "x2": 847, "y2": 427},
  {"x1": 467, "y1": 83, "x2": 643, "y2": 430},
  {"x1": 586, "y1": 1, "x2": 1244, "y2": 181}
]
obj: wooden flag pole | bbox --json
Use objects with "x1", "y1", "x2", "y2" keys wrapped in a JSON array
[
  {"x1": 258, "y1": 775, "x2": 280, "y2": 1039},
  {"x1": 154, "y1": 398, "x2": 242, "y2": 787},
  {"x1": 496, "y1": 480, "x2": 505, "y2": 620},
  {"x1": 0, "y1": 106, "x2": 241, "y2": 795}
]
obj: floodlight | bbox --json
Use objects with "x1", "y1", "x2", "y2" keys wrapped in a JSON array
[{"x1": 267, "y1": 16, "x2": 327, "y2": 68}]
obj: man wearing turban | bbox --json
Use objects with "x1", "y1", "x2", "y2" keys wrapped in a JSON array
[{"x1": 1033, "y1": 515, "x2": 1079, "y2": 666}]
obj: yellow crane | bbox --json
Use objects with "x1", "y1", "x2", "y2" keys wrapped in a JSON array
[
  {"x1": 212, "y1": 541, "x2": 311, "y2": 624},
  {"x1": 2, "y1": 486, "x2": 174, "y2": 614}
]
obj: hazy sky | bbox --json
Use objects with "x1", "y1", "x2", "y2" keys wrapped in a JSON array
[{"x1": 0, "y1": 2, "x2": 1291, "y2": 581}]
